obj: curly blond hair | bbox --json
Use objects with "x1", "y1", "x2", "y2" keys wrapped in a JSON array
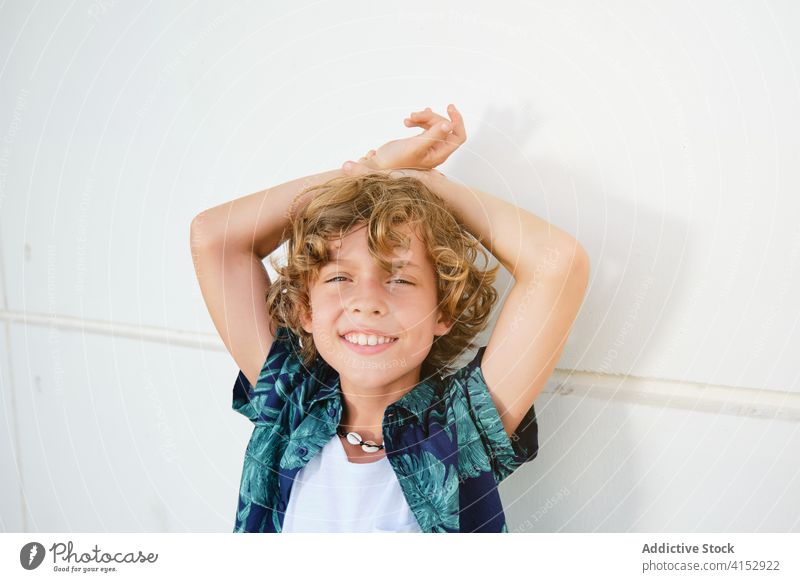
[{"x1": 265, "y1": 172, "x2": 499, "y2": 380}]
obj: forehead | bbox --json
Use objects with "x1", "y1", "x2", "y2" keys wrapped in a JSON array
[{"x1": 325, "y1": 223, "x2": 428, "y2": 267}]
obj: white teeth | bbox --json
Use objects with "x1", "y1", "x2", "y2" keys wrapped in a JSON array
[{"x1": 343, "y1": 333, "x2": 397, "y2": 346}]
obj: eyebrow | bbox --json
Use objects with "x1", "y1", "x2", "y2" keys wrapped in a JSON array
[{"x1": 324, "y1": 258, "x2": 421, "y2": 270}]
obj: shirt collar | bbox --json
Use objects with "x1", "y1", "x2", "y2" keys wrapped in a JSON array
[{"x1": 306, "y1": 357, "x2": 441, "y2": 423}]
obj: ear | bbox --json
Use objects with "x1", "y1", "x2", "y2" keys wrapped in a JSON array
[
  {"x1": 299, "y1": 303, "x2": 313, "y2": 335},
  {"x1": 433, "y1": 311, "x2": 453, "y2": 337}
]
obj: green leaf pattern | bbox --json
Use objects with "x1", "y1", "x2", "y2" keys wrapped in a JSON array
[
  {"x1": 232, "y1": 328, "x2": 538, "y2": 532},
  {"x1": 392, "y1": 449, "x2": 461, "y2": 532}
]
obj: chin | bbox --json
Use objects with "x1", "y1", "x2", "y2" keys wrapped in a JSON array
[{"x1": 336, "y1": 359, "x2": 411, "y2": 385}]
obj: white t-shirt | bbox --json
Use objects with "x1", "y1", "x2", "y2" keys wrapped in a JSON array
[{"x1": 281, "y1": 434, "x2": 422, "y2": 533}]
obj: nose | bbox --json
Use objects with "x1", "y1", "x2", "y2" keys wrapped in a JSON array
[{"x1": 345, "y1": 277, "x2": 389, "y2": 315}]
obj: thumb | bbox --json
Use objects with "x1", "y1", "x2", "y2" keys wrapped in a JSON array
[
  {"x1": 424, "y1": 121, "x2": 452, "y2": 143},
  {"x1": 341, "y1": 160, "x2": 373, "y2": 176}
]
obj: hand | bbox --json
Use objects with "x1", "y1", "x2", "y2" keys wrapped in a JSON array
[{"x1": 350, "y1": 104, "x2": 466, "y2": 171}]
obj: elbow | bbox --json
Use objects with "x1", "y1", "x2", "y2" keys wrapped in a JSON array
[
  {"x1": 515, "y1": 238, "x2": 590, "y2": 283},
  {"x1": 572, "y1": 242, "x2": 590, "y2": 276},
  {"x1": 565, "y1": 242, "x2": 590, "y2": 297},
  {"x1": 551, "y1": 238, "x2": 590, "y2": 277},
  {"x1": 190, "y1": 211, "x2": 219, "y2": 250},
  {"x1": 568, "y1": 245, "x2": 590, "y2": 295}
]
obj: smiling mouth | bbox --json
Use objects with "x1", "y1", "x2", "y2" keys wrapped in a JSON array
[
  {"x1": 338, "y1": 335, "x2": 399, "y2": 354},
  {"x1": 339, "y1": 334, "x2": 399, "y2": 346}
]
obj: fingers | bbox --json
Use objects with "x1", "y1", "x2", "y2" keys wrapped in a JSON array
[
  {"x1": 404, "y1": 104, "x2": 465, "y2": 141},
  {"x1": 399, "y1": 104, "x2": 466, "y2": 167},
  {"x1": 443, "y1": 103, "x2": 467, "y2": 145},
  {"x1": 414, "y1": 108, "x2": 453, "y2": 137},
  {"x1": 445, "y1": 104, "x2": 466, "y2": 138},
  {"x1": 426, "y1": 106, "x2": 466, "y2": 150},
  {"x1": 405, "y1": 107, "x2": 448, "y2": 128}
]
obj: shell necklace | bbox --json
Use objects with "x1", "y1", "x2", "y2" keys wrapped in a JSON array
[{"x1": 336, "y1": 426, "x2": 384, "y2": 453}]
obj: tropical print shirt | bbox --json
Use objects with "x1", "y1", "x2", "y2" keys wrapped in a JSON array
[{"x1": 231, "y1": 326, "x2": 539, "y2": 533}]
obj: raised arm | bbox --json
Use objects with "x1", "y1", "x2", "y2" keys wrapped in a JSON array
[
  {"x1": 342, "y1": 104, "x2": 589, "y2": 440},
  {"x1": 189, "y1": 169, "x2": 345, "y2": 387},
  {"x1": 425, "y1": 173, "x2": 589, "y2": 439}
]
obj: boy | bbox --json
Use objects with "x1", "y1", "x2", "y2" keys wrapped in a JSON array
[{"x1": 190, "y1": 104, "x2": 589, "y2": 532}]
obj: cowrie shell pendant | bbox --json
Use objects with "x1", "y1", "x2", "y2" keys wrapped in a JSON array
[
  {"x1": 343, "y1": 430, "x2": 384, "y2": 452},
  {"x1": 361, "y1": 441, "x2": 381, "y2": 453}
]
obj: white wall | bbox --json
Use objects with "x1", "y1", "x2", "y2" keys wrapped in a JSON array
[{"x1": 1, "y1": 0, "x2": 798, "y2": 532}]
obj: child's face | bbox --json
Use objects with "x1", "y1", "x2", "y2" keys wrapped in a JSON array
[{"x1": 299, "y1": 222, "x2": 452, "y2": 389}]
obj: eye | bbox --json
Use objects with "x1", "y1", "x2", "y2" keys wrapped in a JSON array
[{"x1": 324, "y1": 275, "x2": 414, "y2": 285}]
